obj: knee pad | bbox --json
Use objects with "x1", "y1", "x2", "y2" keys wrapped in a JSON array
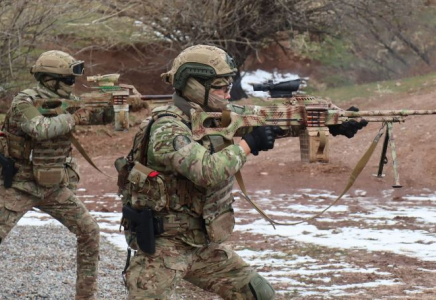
[{"x1": 249, "y1": 274, "x2": 275, "y2": 300}]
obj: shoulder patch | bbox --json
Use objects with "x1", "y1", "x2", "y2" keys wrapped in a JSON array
[{"x1": 173, "y1": 135, "x2": 192, "y2": 151}]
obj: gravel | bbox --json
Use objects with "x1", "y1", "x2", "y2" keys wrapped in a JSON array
[
  {"x1": 0, "y1": 225, "x2": 222, "y2": 300},
  {"x1": 0, "y1": 225, "x2": 128, "y2": 300}
]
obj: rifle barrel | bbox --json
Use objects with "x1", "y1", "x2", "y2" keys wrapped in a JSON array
[
  {"x1": 341, "y1": 110, "x2": 436, "y2": 117},
  {"x1": 140, "y1": 95, "x2": 173, "y2": 100}
]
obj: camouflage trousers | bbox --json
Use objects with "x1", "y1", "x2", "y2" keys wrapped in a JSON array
[
  {"x1": 0, "y1": 184, "x2": 100, "y2": 300},
  {"x1": 126, "y1": 237, "x2": 258, "y2": 300}
]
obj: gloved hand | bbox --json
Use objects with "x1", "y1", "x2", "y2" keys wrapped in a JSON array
[
  {"x1": 242, "y1": 126, "x2": 283, "y2": 156},
  {"x1": 328, "y1": 106, "x2": 368, "y2": 138},
  {"x1": 129, "y1": 97, "x2": 148, "y2": 112},
  {"x1": 73, "y1": 108, "x2": 92, "y2": 125},
  {"x1": 89, "y1": 106, "x2": 115, "y2": 125}
]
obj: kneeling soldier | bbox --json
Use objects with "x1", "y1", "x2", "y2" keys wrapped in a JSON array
[{"x1": 117, "y1": 45, "x2": 278, "y2": 300}]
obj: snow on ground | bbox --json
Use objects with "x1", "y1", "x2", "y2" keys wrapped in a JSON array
[
  {"x1": 240, "y1": 70, "x2": 300, "y2": 97},
  {"x1": 15, "y1": 188, "x2": 436, "y2": 298}
]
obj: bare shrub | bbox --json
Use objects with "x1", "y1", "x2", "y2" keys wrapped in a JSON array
[{"x1": 0, "y1": 0, "x2": 87, "y2": 95}]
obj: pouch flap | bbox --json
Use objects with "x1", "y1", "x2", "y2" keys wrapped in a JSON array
[{"x1": 127, "y1": 161, "x2": 156, "y2": 189}]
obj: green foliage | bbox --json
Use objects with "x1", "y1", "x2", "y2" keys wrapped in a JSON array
[
  {"x1": 290, "y1": 33, "x2": 361, "y2": 87},
  {"x1": 292, "y1": 34, "x2": 355, "y2": 69},
  {"x1": 310, "y1": 36, "x2": 354, "y2": 70},
  {"x1": 312, "y1": 72, "x2": 436, "y2": 104}
]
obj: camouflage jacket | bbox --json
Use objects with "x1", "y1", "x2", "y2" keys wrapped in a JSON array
[
  {"x1": 2, "y1": 83, "x2": 77, "y2": 203},
  {"x1": 128, "y1": 94, "x2": 247, "y2": 246},
  {"x1": 146, "y1": 96, "x2": 247, "y2": 187},
  {"x1": 6, "y1": 83, "x2": 76, "y2": 138}
]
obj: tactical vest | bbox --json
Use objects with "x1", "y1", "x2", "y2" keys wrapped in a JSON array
[
  {"x1": 119, "y1": 105, "x2": 235, "y2": 247},
  {"x1": 4, "y1": 88, "x2": 72, "y2": 187}
]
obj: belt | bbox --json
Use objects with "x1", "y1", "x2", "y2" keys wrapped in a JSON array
[{"x1": 155, "y1": 212, "x2": 204, "y2": 233}]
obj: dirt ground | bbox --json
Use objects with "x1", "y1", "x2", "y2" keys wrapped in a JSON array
[{"x1": 71, "y1": 84, "x2": 436, "y2": 299}]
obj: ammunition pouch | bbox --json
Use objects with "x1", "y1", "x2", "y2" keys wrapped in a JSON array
[
  {"x1": 33, "y1": 166, "x2": 67, "y2": 188},
  {"x1": 202, "y1": 178, "x2": 235, "y2": 243},
  {"x1": 205, "y1": 209, "x2": 235, "y2": 243},
  {"x1": 31, "y1": 137, "x2": 71, "y2": 188},
  {"x1": 115, "y1": 156, "x2": 130, "y2": 191},
  {"x1": 127, "y1": 161, "x2": 168, "y2": 212},
  {"x1": 299, "y1": 127, "x2": 330, "y2": 163},
  {"x1": 5, "y1": 133, "x2": 32, "y2": 160},
  {"x1": 65, "y1": 157, "x2": 80, "y2": 192},
  {"x1": 122, "y1": 209, "x2": 205, "y2": 250},
  {"x1": 154, "y1": 212, "x2": 204, "y2": 236}
]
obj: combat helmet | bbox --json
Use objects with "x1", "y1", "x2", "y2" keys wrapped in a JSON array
[
  {"x1": 30, "y1": 50, "x2": 84, "y2": 81},
  {"x1": 161, "y1": 45, "x2": 237, "y2": 107}
]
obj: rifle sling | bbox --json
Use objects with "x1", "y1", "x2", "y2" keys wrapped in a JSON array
[
  {"x1": 52, "y1": 108, "x2": 114, "y2": 179},
  {"x1": 221, "y1": 110, "x2": 278, "y2": 228},
  {"x1": 68, "y1": 132, "x2": 115, "y2": 179}
]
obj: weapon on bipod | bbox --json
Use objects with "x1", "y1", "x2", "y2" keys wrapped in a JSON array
[
  {"x1": 35, "y1": 73, "x2": 173, "y2": 131},
  {"x1": 191, "y1": 79, "x2": 436, "y2": 188}
]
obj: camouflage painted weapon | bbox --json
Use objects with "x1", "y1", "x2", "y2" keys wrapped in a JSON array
[
  {"x1": 35, "y1": 74, "x2": 172, "y2": 130},
  {"x1": 191, "y1": 79, "x2": 436, "y2": 187}
]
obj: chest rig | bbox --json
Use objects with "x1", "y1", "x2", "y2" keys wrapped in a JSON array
[
  {"x1": 4, "y1": 88, "x2": 72, "y2": 187},
  {"x1": 118, "y1": 105, "x2": 236, "y2": 248}
]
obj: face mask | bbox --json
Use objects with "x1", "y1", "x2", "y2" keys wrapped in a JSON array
[
  {"x1": 41, "y1": 75, "x2": 73, "y2": 98},
  {"x1": 182, "y1": 78, "x2": 229, "y2": 112}
]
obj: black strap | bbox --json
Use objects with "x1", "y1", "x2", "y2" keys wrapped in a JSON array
[
  {"x1": 122, "y1": 247, "x2": 132, "y2": 287},
  {"x1": 138, "y1": 118, "x2": 155, "y2": 165}
]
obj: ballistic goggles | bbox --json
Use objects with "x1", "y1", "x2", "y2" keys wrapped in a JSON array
[{"x1": 70, "y1": 61, "x2": 85, "y2": 76}]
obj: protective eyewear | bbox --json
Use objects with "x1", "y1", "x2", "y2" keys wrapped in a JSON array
[
  {"x1": 211, "y1": 84, "x2": 232, "y2": 94},
  {"x1": 70, "y1": 61, "x2": 85, "y2": 76}
]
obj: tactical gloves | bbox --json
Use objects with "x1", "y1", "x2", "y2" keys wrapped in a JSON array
[
  {"x1": 242, "y1": 126, "x2": 283, "y2": 156},
  {"x1": 328, "y1": 106, "x2": 368, "y2": 138},
  {"x1": 129, "y1": 98, "x2": 148, "y2": 112},
  {"x1": 73, "y1": 107, "x2": 115, "y2": 126},
  {"x1": 90, "y1": 106, "x2": 115, "y2": 125},
  {"x1": 73, "y1": 108, "x2": 92, "y2": 125}
]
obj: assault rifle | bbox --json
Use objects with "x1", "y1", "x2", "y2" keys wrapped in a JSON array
[
  {"x1": 35, "y1": 74, "x2": 172, "y2": 130},
  {"x1": 191, "y1": 79, "x2": 436, "y2": 188}
]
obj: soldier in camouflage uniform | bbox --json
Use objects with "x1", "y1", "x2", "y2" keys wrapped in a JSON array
[
  {"x1": 118, "y1": 45, "x2": 279, "y2": 300},
  {"x1": 0, "y1": 51, "x2": 106, "y2": 300}
]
